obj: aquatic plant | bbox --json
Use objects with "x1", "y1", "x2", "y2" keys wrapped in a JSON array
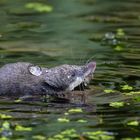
[
  {"x1": 0, "y1": 114, "x2": 12, "y2": 119},
  {"x1": 15, "y1": 124, "x2": 32, "y2": 131},
  {"x1": 124, "y1": 91, "x2": 140, "y2": 96},
  {"x1": 57, "y1": 118, "x2": 70, "y2": 123},
  {"x1": 48, "y1": 129, "x2": 115, "y2": 140},
  {"x1": 123, "y1": 91, "x2": 140, "y2": 102},
  {"x1": 101, "y1": 28, "x2": 127, "y2": 52},
  {"x1": 32, "y1": 135, "x2": 46, "y2": 140},
  {"x1": 68, "y1": 108, "x2": 83, "y2": 113},
  {"x1": 0, "y1": 121, "x2": 12, "y2": 138},
  {"x1": 77, "y1": 119, "x2": 87, "y2": 123},
  {"x1": 104, "y1": 89, "x2": 115, "y2": 93},
  {"x1": 121, "y1": 85, "x2": 133, "y2": 91},
  {"x1": 48, "y1": 129, "x2": 78, "y2": 140},
  {"x1": 25, "y1": 2, "x2": 53, "y2": 13},
  {"x1": 114, "y1": 45, "x2": 123, "y2": 51},
  {"x1": 116, "y1": 28, "x2": 126, "y2": 38},
  {"x1": 83, "y1": 131, "x2": 115, "y2": 140},
  {"x1": 109, "y1": 102, "x2": 125, "y2": 108},
  {"x1": 127, "y1": 121, "x2": 139, "y2": 126}
]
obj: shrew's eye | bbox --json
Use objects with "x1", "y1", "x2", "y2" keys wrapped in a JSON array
[{"x1": 67, "y1": 71, "x2": 76, "y2": 79}]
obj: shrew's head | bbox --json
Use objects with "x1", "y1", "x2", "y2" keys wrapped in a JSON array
[
  {"x1": 29, "y1": 61, "x2": 96, "y2": 92},
  {"x1": 43, "y1": 61, "x2": 96, "y2": 91}
]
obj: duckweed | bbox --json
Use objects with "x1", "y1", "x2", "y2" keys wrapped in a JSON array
[
  {"x1": 15, "y1": 124, "x2": 32, "y2": 131},
  {"x1": 127, "y1": 121, "x2": 139, "y2": 126},
  {"x1": 68, "y1": 108, "x2": 83, "y2": 113},
  {"x1": 57, "y1": 118, "x2": 70, "y2": 123},
  {"x1": 114, "y1": 45, "x2": 123, "y2": 51},
  {"x1": 32, "y1": 135, "x2": 46, "y2": 140},
  {"x1": 109, "y1": 102, "x2": 125, "y2": 108},
  {"x1": 0, "y1": 121, "x2": 12, "y2": 137},
  {"x1": 0, "y1": 136, "x2": 10, "y2": 140},
  {"x1": 1, "y1": 121, "x2": 10, "y2": 130},
  {"x1": 64, "y1": 112, "x2": 69, "y2": 116},
  {"x1": 25, "y1": 2, "x2": 53, "y2": 13},
  {"x1": 0, "y1": 114, "x2": 12, "y2": 119},
  {"x1": 48, "y1": 129, "x2": 78, "y2": 140},
  {"x1": 48, "y1": 130, "x2": 115, "y2": 140},
  {"x1": 83, "y1": 131, "x2": 115, "y2": 140},
  {"x1": 77, "y1": 119, "x2": 87, "y2": 123},
  {"x1": 116, "y1": 28, "x2": 125, "y2": 38},
  {"x1": 14, "y1": 99, "x2": 22, "y2": 103},
  {"x1": 0, "y1": 0, "x2": 140, "y2": 139},
  {"x1": 124, "y1": 91, "x2": 140, "y2": 96},
  {"x1": 121, "y1": 85, "x2": 133, "y2": 91},
  {"x1": 104, "y1": 89, "x2": 115, "y2": 93}
]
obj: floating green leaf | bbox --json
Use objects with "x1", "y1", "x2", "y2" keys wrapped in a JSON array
[
  {"x1": 15, "y1": 125, "x2": 32, "y2": 131},
  {"x1": 116, "y1": 28, "x2": 125, "y2": 37},
  {"x1": 14, "y1": 99, "x2": 22, "y2": 103},
  {"x1": 61, "y1": 129, "x2": 77, "y2": 136},
  {"x1": 48, "y1": 129, "x2": 78, "y2": 140},
  {"x1": 64, "y1": 112, "x2": 69, "y2": 116},
  {"x1": 124, "y1": 91, "x2": 140, "y2": 96},
  {"x1": 25, "y1": 2, "x2": 53, "y2": 13},
  {"x1": 109, "y1": 102, "x2": 125, "y2": 108},
  {"x1": 84, "y1": 131, "x2": 114, "y2": 140},
  {"x1": 121, "y1": 85, "x2": 133, "y2": 91},
  {"x1": 0, "y1": 136, "x2": 10, "y2": 140},
  {"x1": 0, "y1": 121, "x2": 12, "y2": 138},
  {"x1": 104, "y1": 89, "x2": 115, "y2": 93},
  {"x1": 77, "y1": 119, "x2": 87, "y2": 123},
  {"x1": 127, "y1": 121, "x2": 139, "y2": 126},
  {"x1": 114, "y1": 45, "x2": 123, "y2": 51},
  {"x1": 1, "y1": 121, "x2": 10, "y2": 130},
  {"x1": 57, "y1": 118, "x2": 70, "y2": 123},
  {"x1": 0, "y1": 114, "x2": 12, "y2": 119},
  {"x1": 50, "y1": 134, "x2": 64, "y2": 139},
  {"x1": 32, "y1": 135, "x2": 46, "y2": 140},
  {"x1": 48, "y1": 130, "x2": 114, "y2": 140},
  {"x1": 68, "y1": 108, "x2": 83, "y2": 113}
]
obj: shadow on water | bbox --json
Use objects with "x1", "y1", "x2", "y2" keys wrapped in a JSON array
[{"x1": 0, "y1": 0, "x2": 140, "y2": 139}]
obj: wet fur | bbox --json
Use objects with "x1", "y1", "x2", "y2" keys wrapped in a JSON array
[{"x1": 0, "y1": 62, "x2": 96, "y2": 99}]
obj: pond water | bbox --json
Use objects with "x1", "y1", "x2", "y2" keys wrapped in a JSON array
[{"x1": 0, "y1": 0, "x2": 140, "y2": 139}]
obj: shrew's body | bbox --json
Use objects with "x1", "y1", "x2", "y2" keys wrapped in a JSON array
[{"x1": 0, "y1": 62, "x2": 96, "y2": 98}]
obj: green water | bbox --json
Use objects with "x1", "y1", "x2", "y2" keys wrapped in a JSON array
[{"x1": 0, "y1": 0, "x2": 140, "y2": 139}]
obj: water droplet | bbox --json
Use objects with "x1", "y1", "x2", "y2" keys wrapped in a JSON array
[
  {"x1": 105, "y1": 32, "x2": 115, "y2": 40},
  {"x1": 29, "y1": 65, "x2": 42, "y2": 76}
]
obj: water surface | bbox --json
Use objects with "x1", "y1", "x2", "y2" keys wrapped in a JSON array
[{"x1": 0, "y1": 0, "x2": 140, "y2": 139}]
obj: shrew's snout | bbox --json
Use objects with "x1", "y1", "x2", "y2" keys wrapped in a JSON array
[
  {"x1": 67, "y1": 61, "x2": 96, "y2": 91},
  {"x1": 83, "y1": 61, "x2": 96, "y2": 86}
]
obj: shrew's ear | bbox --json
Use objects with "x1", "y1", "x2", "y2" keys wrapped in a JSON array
[{"x1": 28, "y1": 65, "x2": 42, "y2": 76}]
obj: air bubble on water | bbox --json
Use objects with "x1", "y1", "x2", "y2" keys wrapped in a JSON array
[
  {"x1": 105, "y1": 32, "x2": 115, "y2": 40},
  {"x1": 111, "y1": 39, "x2": 118, "y2": 45}
]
